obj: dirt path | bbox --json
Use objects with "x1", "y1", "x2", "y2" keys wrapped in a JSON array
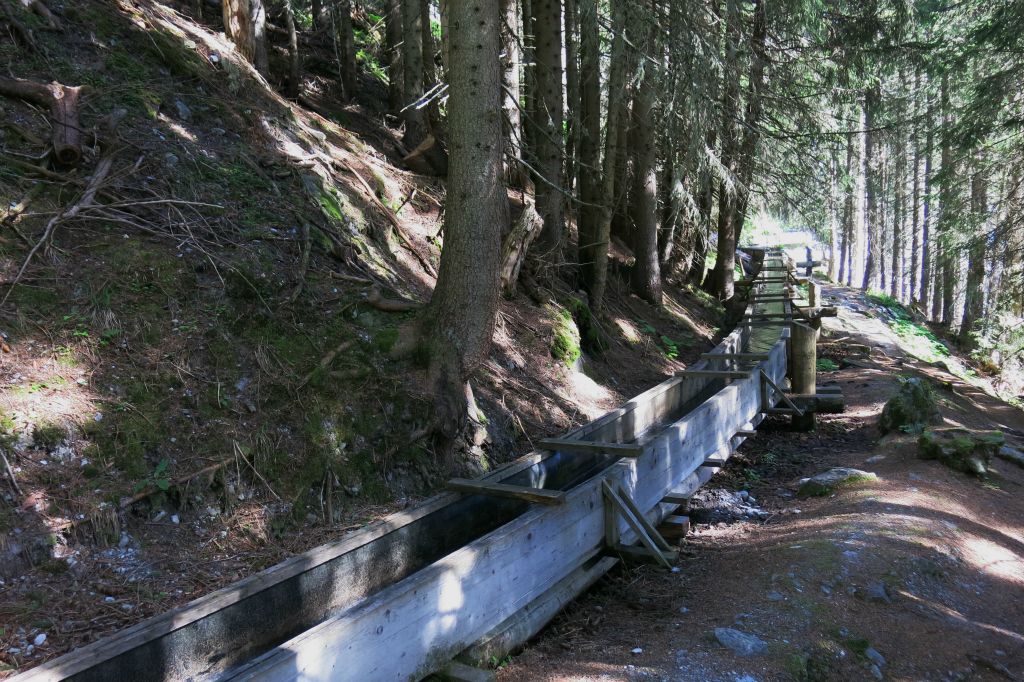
[{"x1": 499, "y1": 282, "x2": 1024, "y2": 682}]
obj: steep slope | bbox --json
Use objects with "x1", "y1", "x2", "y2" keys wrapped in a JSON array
[{"x1": 0, "y1": 0, "x2": 726, "y2": 673}]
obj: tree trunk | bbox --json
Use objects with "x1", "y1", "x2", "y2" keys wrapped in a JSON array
[
  {"x1": 861, "y1": 84, "x2": 880, "y2": 290},
  {"x1": 938, "y1": 74, "x2": 956, "y2": 326},
  {"x1": 729, "y1": 0, "x2": 767, "y2": 248},
  {"x1": 708, "y1": 0, "x2": 742, "y2": 300},
  {"x1": 385, "y1": 0, "x2": 404, "y2": 111},
  {"x1": 338, "y1": 0, "x2": 357, "y2": 99},
  {"x1": 530, "y1": 0, "x2": 565, "y2": 258},
  {"x1": 892, "y1": 132, "x2": 905, "y2": 300},
  {"x1": 402, "y1": 0, "x2": 429, "y2": 148},
  {"x1": 960, "y1": 151, "x2": 986, "y2": 347},
  {"x1": 564, "y1": 0, "x2": 579, "y2": 203},
  {"x1": 424, "y1": 0, "x2": 507, "y2": 440},
  {"x1": 910, "y1": 70, "x2": 921, "y2": 303},
  {"x1": 577, "y1": 0, "x2": 602, "y2": 292},
  {"x1": 500, "y1": 0, "x2": 526, "y2": 188},
  {"x1": 284, "y1": 0, "x2": 301, "y2": 99},
  {"x1": 586, "y1": 0, "x2": 627, "y2": 312},
  {"x1": 223, "y1": 0, "x2": 268, "y2": 76},
  {"x1": 421, "y1": 0, "x2": 439, "y2": 126},
  {"x1": 627, "y1": 6, "x2": 661, "y2": 305},
  {"x1": 920, "y1": 95, "x2": 934, "y2": 316}
]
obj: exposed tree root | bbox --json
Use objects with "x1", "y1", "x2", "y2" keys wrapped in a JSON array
[
  {"x1": 366, "y1": 285, "x2": 419, "y2": 312},
  {"x1": 299, "y1": 338, "x2": 356, "y2": 387}
]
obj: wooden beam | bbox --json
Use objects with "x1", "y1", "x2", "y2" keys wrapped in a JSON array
[
  {"x1": 661, "y1": 491, "x2": 691, "y2": 505},
  {"x1": 602, "y1": 481, "x2": 672, "y2": 569},
  {"x1": 700, "y1": 352, "x2": 770, "y2": 361},
  {"x1": 735, "y1": 429, "x2": 757, "y2": 437},
  {"x1": 657, "y1": 515, "x2": 690, "y2": 541},
  {"x1": 760, "y1": 369, "x2": 805, "y2": 417},
  {"x1": 677, "y1": 370, "x2": 752, "y2": 379},
  {"x1": 538, "y1": 438, "x2": 643, "y2": 457},
  {"x1": 447, "y1": 479, "x2": 566, "y2": 506},
  {"x1": 700, "y1": 456, "x2": 730, "y2": 467}
]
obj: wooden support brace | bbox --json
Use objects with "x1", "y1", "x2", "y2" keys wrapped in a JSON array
[
  {"x1": 602, "y1": 481, "x2": 673, "y2": 569},
  {"x1": 759, "y1": 370, "x2": 805, "y2": 417},
  {"x1": 700, "y1": 455, "x2": 731, "y2": 468},
  {"x1": 538, "y1": 438, "x2": 643, "y2": 457},
  {"x1": 661, "y1": 490, "x2": 691, "y2": 505},
  {"x1": 447, "y1": 479, "x2": 566, "y2": 506},
  {"x1": 735, "y1": 429, "x2": 757, "y2": 437}
]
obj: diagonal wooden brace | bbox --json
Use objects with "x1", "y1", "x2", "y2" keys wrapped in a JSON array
[{"x1": 602, "y1": 481, "x2": 674, "y2": 569}]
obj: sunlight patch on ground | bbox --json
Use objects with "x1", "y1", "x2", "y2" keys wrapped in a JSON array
[{"x1": 614, "y1": 318, "x2": 641, "y2": 344}]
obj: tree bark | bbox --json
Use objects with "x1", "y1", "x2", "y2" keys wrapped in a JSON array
[
  {"x1": 223, "y1": 0, "x2": 268, "y2": 76},
  {"x1": 500, "y1": 0, "x2": 526, "y2": 188},
  {"x1": 402, "y1": 0, "x2": 429, "y2": 148},
  {"x1": 910, "y1": 70, "x2": 921, "y2": 303},
  {"x1": 0, "y1": 78, "x2": 87, "y2": 166},
  {"x1": 920, "y1": 94, "x2": 934, "y2": 316},
  {"x1": 284, "y1": 0, "x2": 301, "y2": 99},
  {"x1": 424, "y1": 0, "x2": 507, "y2": 440},
  {"x1": 861, "y1": 83, "x2": 880, "y2": 290},
  {"x1": 338, "y1": 0, "x2": 357, "y2": 99},
  {"x1": 627, "y1": 5, "x2": 661, "y2": 305},
  {"x1": 960, "y1": 151, "x2": 986, "y2": 347},
  {"x1": 530, "y1": 0, "x2": 565, "y2": 258},
  {"x1": 576, "y1": 0, "x2": 602, "y2": 289},
  {"x1": 708, "y1": 0, "x2": 742, "y2": 300},
  {"x1": 938, "y1": 74, "x2": 956, "y2": 326},
  {"x1": 585, "y1": 0, "x2": 627, "y2": 312},
  {"x1": 385, "y1": 0, "x2": 405, "y2": 111}
]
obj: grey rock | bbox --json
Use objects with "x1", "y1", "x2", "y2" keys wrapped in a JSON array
[
  {"x1": 870, "y1": 663, "x2": 884, "y2": 679},
  {"x1": 174, "y1": 98, "x2": 192, "y2": 122},
  {"x1": 766, "y1": 590, "x2": 785, "y2": 602},
  {"x1": 879, "y1": 377, "x2": 942, "y2": 434},
  {"x1": 861, "y1": 580, "x2": 892, "y2": 604},
  {"x1": 164, "y1": 153, "x2": 179, "y2": 168},
  {"x1": 713, "y1": 627, "x2": 768, "y2": 657},
  {"x1": 798, "y1": 468, "x2": 878, "y2": 497},
  {"x1": 865, "y1": 647, "x2": 886, "y2": 667},
  {"x1": 997, "y1": 445, "x2": 1024, "y2": 468}
]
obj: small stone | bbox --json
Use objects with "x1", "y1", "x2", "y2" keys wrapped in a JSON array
[
  {"x1": 103, "y1": 596, "x2": 116, "y2": 603},
  {"x1": 870, "y1": 663, "x2": 883, "y2": 679},
  {"x1": 679, "y1": 606, "x2": 690, "y2": 613},
  {"x1": 714, "y1": 627, "x2": 768, "y2": 657},
  {"x1": 209, "y1": 53, "x2": 220, "y2": 64},
  {"x1": 735, "y1": 676, "x2": 759, "y2": 682},
  {"x1": 997, "y1": 445, "x2": 1024, "y2": 468},
  {"x1": 173, "y1": 99, "x2": 192, "y2": 121},
  {"x1": 865, "y1": 647, "x2": 886, "y2": 667},
  {"x1": 865, "y1": 454, "x2": 886, "y2": 463},
  {"x1": 7, "y1": 647, "x2": 20, "y2": 655},
  {"x1": 766, "y1": 590, "x2": 785, "y2": 602},
  {"x1": 164, "y1": 153, "x2": 179, "y2": 168},
  {"x1": 631, "y1": 647, "x2": 643, "y2": 654},
  {"x1": 211, "y1": 127, "x2": 226, "y2": 136},
  {"x1": 33, "y1": 633, "x2": 45, "y2": 646},
  {"x1": 170, "y1": 514, "x2": 180, "y2": 524}
]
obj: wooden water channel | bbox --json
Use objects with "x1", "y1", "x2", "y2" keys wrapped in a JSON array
[{"x1": 15, "y1": 248, "x2": 830, "y2": 682}]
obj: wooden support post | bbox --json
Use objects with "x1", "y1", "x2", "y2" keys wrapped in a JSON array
[
  {"x1": 804, "y1": 246, "x2": 813, "y2": 276},
  {"x1": 808, "y1": 281, "x2": 819, "y2": 308},
  {"x1": 790, "y1": 321, "x2": 817, "y2": 430}
]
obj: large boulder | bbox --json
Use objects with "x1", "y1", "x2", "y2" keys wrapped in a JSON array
[
  {"x1": 798, "y1": 468, "x2": 878, "y2": 497},
  {"x1": 918, "y1": 428, "x2": 1003, "y2": 476},
  {"x1": 879, "y1": 377, "x2": 943, "y2": 434}
]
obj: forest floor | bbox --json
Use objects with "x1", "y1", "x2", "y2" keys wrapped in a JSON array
[{"x1": 499, "y1": 281, "x2": 1024, "y2": 682}]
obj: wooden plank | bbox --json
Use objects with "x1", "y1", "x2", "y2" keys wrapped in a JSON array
[
  {"x1": 461, "y1": 556, "x2": 619, "y2": 666},
  {"x1": 661, "y1": 491, "x2": 691, "y2": 505},
  {"x1": 538, "y1": 438, "x2": 643, "y2": 457},
  {"x1": 735, "y1": 429, "x2": 757, "y2": 437},
  {"x1": 700, "y1": 456, "x2": 730, "y2": 468},
  {"x1": 602, "y1": 482, "x2": 672, "y2": 568},
  {"x1": 700, "y1": 352, "x2": 770, "y2": 361},
  {"x1": 447, "y1": 479, "x2": 566, "y2": 506},
  {"x1": 658, "y1": 515, "x2": 690, "y2": 541},
  {"x1": 677, "y1": 370, "x2": 751, "y2": 379}
]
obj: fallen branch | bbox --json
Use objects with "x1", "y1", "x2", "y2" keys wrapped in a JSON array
[
  {"x1": 0, "y1": 109, "x2": 124, "y2": 309},
  {"x1": 234, "y1": 441, "x2": 282, "y2": 501},
  {"x1": 366, "y1": 285, "x2": 419, "y2": 312},
  {"x1": 299, "y1": 338, "x2": 356, "y2": 387},
  {"x1": 0, "y1": 77, "x2": 88, "y2": 165},
  {"x1": 500, "y1": 198, "x2": 543, "y2": 297},
  {"x1": 1, "y1": 449, "x2": 22, "y2": 498},
  {"x1": 119, "y1": 458, "x2": 232, "y2": 509}
]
